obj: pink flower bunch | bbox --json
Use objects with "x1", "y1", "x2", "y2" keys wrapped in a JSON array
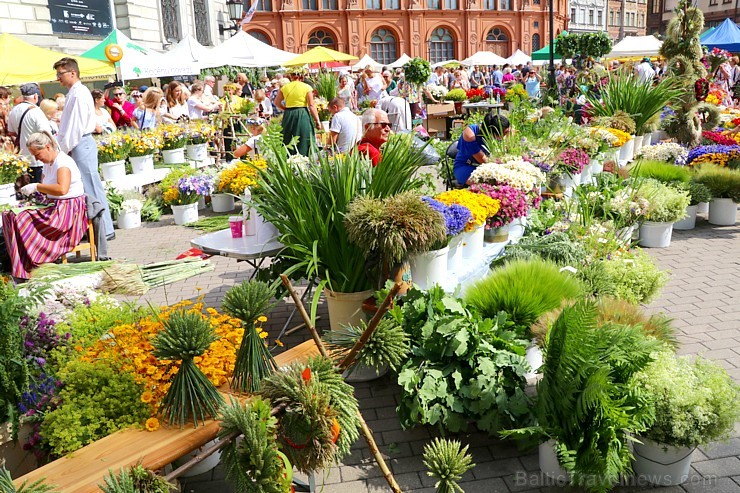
[
  {"x1": 557, "y1": 148, "x2": 589, "y2": 175},
  {"x1": 469, "y1": 183, "x2": 529, "y2": 228}
]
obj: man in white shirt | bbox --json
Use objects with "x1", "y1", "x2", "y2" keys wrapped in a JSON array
[
  {"x1": 328, "y1": 97, "x2": 361, "y2": 153},
  {"x1": 53, "y1": 57, "x2": 114, "y2": 239},
  {"x1": 202, "y1": 75, "x2": 219, "y2": 105},
  {"x1": 7, "y1": 83, "x2": 52, "y2": 183},
  {"x1": 358, "y1": 66, "x2": 386, "y2": 104},
  {"x1": 635, "y1": 57, "x2": 656, "y2": 84},
  {"x1": 377, "y1": 93, "x2": 412, "y2": 133}
]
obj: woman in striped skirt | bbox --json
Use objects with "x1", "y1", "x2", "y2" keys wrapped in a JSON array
[{"x1": 2, "y1": 131, "x2": 87, "y2": 279}]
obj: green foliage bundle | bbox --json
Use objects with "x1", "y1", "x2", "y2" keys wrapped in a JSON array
[
  {"x1": 464, "y1": 259, "x2": 583, "y2": 338},
  {"x1": 0, "y1": 465, "x2": 55, "y2": 493},
  {"x1": 444, "y1": 89, "x2": 467, "y2": 102},
  {"x1": 403, "y1": 57, "x2": 432, "y2": 86},
  {"x1": 99, "y1": 464, "x2": 173, "y2": 493},
  {"x1": 502, "y1": 301, "x2": 664, "y2": 493},
  {"x1": 638, "y1": 178, "x2": 691, "y2": 223},
  {"x1": 395, "y1": 286, "x2": 530, "y2": 434},
  {"x1": 632, "y1": 351, "x2": 740, "y2": 448},
  {"x1": 311, "y1": 71, "x2": 338, "y2": 101},
  {"x1": 598, "y1": 249, "x2": 668, "y2": 304},
  {"x1": 497, "y1": 231, "x2": 586, "y2": 266},
  {"x1": 153, "y1": 310, "x2": 223, "y2": 428},
  {"x1": 595, "y1": 297, "x2": 677, "y2": 349},
  {"x1": 221, "y1": 280, "x2": 278, "y2": 393},
  {"x1": 105, "y1": 186, "x2": 125, "y2": 220},
  {"x1": 58, "y1": 297, "x2": 149, "y2": 349},
  {"x1": 423, "y1": 438, "x2": 475, "y2": 493},
  {"x1": 259, "y1": 356, "x2": 360, "y2": 473},
  {"x1": 555, "y1": 31, "x2": 613, "y2": 60},
  {"x1": 251, "y1": 134, "x2": 428, "y2": 293},
  {"x1": 679, "y1": 181, "x2": 712, "y2": 206},
  {"x1": 345, "y1": 191, "x2": 447, "y2": 277},
  {"x1": 692, "y1": 164, "x2": 740, "y2": 202},
  {"x1": 140, "y1": 196, "x2": 162, "y2": 222},
  {"x1": 585, "y1": 75, "x2": 681, "y2": 135},
  {"x1": 40, "y1": 360, "x2": 149, "y2": 457},
  {"x1": 590, "y1": 111, "x2": 636, "y2": 135},
  {"x1": 218, "y1": 397, "x2": 292, "y2": 493},
  {"x1": 326, "y1": 316, "x2": 410, "y2": 372},
  {"x1": 629, "y1": 160, "x2": 692, "y2": 183}
]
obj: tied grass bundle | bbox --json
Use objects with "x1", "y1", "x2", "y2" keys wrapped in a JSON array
[
  {"x1": 153, "y1": 310, "x2": 224, "y2": 428},
  {"x1": 221, "y1": 280, "x2": 278, "y2": 393},
  {"x1": 259, "y1": 356, "x2": 360, "y2": 473},
  {"x1": 184, "y1": 214, "x2": 231, "y2": 233},
  {"x1": 0, "y1": 465, "x2": 55, "y2": 493},
  {"x1": 629, "y1": 160, "x2": 693, "y2": 183},
  {"x1": 423, "y1": 438, "x2": 475, "y2": 493},
  {"x1": 326, "y1": 316, "x2": 410, "y2": 373},
  {"x1": 99, "y1": 464, "x2": 173, "y2": 493},
  {"x1": 218, "y1": 397, "x2": 291, "y2": 493}
]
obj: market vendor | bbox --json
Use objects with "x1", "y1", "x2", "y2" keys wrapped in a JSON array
[
  {"x1": 357, "y1": 108, "x2": 391, "y2": 166},
  {"x1": 453, "y1": 113, "x2": 510, "y2": 185},
  {"x1": 2, "y1": 131, "x2": 87, "y2": 280}
]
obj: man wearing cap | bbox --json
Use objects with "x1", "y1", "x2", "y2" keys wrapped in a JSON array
[
  {"x1": 635, "y1": 57, "x2": 656, "y2": 84},
  {"x1": 7, "y1": 83, "x2": 53, "y2": 183},
  {"x1": 53, "y1": 57, "x2": 115, "y2": 239}
]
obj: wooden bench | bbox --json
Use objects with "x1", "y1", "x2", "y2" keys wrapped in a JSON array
[{"x1": 14, "y1": 339, "x2": 321, "y2": 492}]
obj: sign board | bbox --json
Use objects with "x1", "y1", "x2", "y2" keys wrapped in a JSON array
[{"x1": 48, "y1": 0, "x2": 113, "y2": 37}]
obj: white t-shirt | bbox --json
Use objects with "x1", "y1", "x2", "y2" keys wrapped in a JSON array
[
  {"x1": 636, "y1": 62, "x2": 656, "y2": 84},
  {"x1": 329, "y1": 107, "x2": 361, "y2": 153},
  {"x1": 7, "y1": 102, "x2": 52, "y2": 167},
  {"x1": 187, "y1": 96, "x2": 206, "y2": 120},
  {"x1": 167, "y1": 102, "x2": 189, "y2": 122},
  {"x1": 244, "y1": 135, "x2": 262, "y2": 158},
  {"x1": 43, "y1": 151, "x2": 84, "y2": 199}
]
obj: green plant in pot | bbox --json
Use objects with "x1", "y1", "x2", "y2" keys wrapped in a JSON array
[
  {"x1": 0, "y1": 465, "x2": 54, "y2": 493},
  {"x1": 402, "y1": 57, "x2": 432, "y2": 86},
  {"x1": 692, "y1": 164, "x2": 740, "y2": 225},
  {"x1": 635, "y1": 178, "x2": 690, "y2": 248},
  {"x1": 445, "y1": 88, "x2": 467, "y2": 102},
  {"x1": 630, "y1": 350, "x2": 740, "y2": 486},
  {"x1": 672, "y1": 181, "x2": 712, "y2": 230},
  {"x1": 344, "y1": 191, "x2": 447, "y2": 291},
  {"x1": 501, "y1": 300, "x2": 664, "y2": 493},
  {"x1": 628, "y1": 160, "x2": 692, "y2": 184}
]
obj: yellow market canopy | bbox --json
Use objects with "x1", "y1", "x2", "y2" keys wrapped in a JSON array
[
  {"x1": 0, "y1": 33, "x2": 114, "y2": 85},
  {"x1": 284, "y1": 46, "x2": 358, "y2": 67}
]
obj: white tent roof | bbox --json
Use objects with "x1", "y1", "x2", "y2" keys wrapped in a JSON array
[
  {"x1": 389, "y1": 53, "x2": 412, "y2": 68},
  {"x1": 431, "y1": 59, "x2": 461, "y2": 68},
  {"x1": 167, "y1": 34, "x2": 230, "y2": 70},
  {"x1": 460, "y1": 51, "x2": 507, "y2": 67},
  {"x1": 207, "y1": 31, "x2": 296, "y2": 68},
  {"x1": 606, "y1": 35, "x2": 663, "y2": 59},
  {"x1": 352, "y1": 54, "x2": 383, "y2": 71},
  {"x1": 506, "y1": 49, "x2": 531, "y2": 66}
]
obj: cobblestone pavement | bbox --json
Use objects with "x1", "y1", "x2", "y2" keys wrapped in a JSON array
[{"x1": 108, "y1": 207, "x2": 740, "y2": 493}]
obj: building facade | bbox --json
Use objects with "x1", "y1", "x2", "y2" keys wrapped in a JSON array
[
  {"x1": 648, "y1": 0, "x2": 740, "y2": 36},
  {"x1": 566, "y1": 0, "x2": 608, "y2": 34},
  {"x1": 606, "y1": 0, "x2": 648, "y2": 40}
]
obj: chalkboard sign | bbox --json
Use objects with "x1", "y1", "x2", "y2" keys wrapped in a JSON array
[{"x1": 48, "y1": 0, "x2": 113, "y2": 37}]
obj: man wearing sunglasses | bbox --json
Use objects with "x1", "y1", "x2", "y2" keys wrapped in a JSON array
[
  {"x1": 103, "y1": 85, "x2": 135, "y2": 128},
  {"x1": 357, "y1": 108, "x2": 391, "y2": 167}
]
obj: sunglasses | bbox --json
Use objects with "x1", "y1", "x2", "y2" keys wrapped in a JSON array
[
  {"x1": 132, "y1": 94, "x2": 142, "y2": 98},
  {"x1": 373, "y1": 122, "x2": 392, "y2": 129},
  {"x1": 114, "y1": 92, "x2": 126, "y2": 96}
]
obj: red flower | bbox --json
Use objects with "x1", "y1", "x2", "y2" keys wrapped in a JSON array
[{"x1": 301, "y1": 367, "x2": 311, "y2": 383}]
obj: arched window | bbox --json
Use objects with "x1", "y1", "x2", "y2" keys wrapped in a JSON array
[
  {"x1": 249, "y1": 30, "x2": 271, "y2": 45},
  {"x1": 161, "y1": 0, "x2": 181, "y2": 41},
  {"x1": 485, "y1": 27, "x2": 508, "y2": 57},
  {"x1": 531, "y1": 33, "x2": 540, "y2": 52},
  {"x1": 428, "y1": 28, "x2": 454, "y2": 63},
  {"x1": 370, "y1": 28, "x2": 397, "y2": 65},
  {"x1": 308, "y1": 29, "x2": 336, "y2": 49}
]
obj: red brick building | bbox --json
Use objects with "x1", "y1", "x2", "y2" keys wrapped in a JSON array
[{"x1": 240, "y1": 0, "x2": 568, "y2": 64}]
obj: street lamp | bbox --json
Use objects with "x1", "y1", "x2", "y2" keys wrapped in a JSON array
[
  {"x1": 548, "y1": 0, "x2": 556, "y2": 92},
  {"x1": 219, "y1": 0, "x2": 244, "y2": 35}
]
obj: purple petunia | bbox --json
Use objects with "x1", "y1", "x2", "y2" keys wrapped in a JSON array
[{"x1": 685, "y1": 144, "x2": 740, "y2": 166}]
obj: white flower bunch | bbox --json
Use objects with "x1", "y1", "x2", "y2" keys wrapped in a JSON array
[
  {"x1": 121, "y1": 198, "x2": 143, "y2": 213},
  {"x1": 427, "y1": 85, "x2": 449, "y2": 100},
  {"x1": 468, "y1": 159, "x2": 545, "y2": 191},
  {"x1": 287, "y1": 154, "x2": 311, "y2": 173},
  {"x1": 607, "y1": 189, "x2": 650, "y2": 223},
  {"x1": 573, "y1": 134, "x2": 600, "y2": 157},
  {"x1": 636, "y1": 142, "x2": 688, "y2": 165},
  {"x1": 588, "y1": 127, "x2": 619, "y2": 146}
]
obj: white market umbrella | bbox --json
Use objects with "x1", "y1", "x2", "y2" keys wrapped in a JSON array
[
  {"x1": 389, "y1": 53, "x2": 412, "y2": 69},
  {"x1": 506, "y1": 49, "x2": 532, "y2": 66},
  {"x1": 460, "y1": 51, "x2": 507, "y2": 67},
  {"x1": 352, "y1": 54, "x2": 383, "y2": 71},
  {"x1": 167, "y1": 34, "x2": 230, "y2": 71},
  {"x1": 431, "y1": 59, "x2": 461, "y2": 68},
  {"x1": 606, "y1": 35, "x2": 663, "y2": 59},
  {"x1": 208, "y1": 30, "x2": 296, "y2": 68}
]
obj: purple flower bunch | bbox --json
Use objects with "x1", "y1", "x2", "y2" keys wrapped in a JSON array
[
  {"x1": 19, "y1": 374, "x2": 62, "y2": 461},
  {"x1": 422, "y1": 197, "x2": 472, "y2": 237},
  {"x1": 489, "y1": 87, "x2": 507, "y2": 99},
  {"x1": 177, "y1": 174, "x2": 215, "y2": 204},
  {"x1": 22, "y1": 313, "x2": 70, "y2": 373},
  {"x1": 685, "y1": 144, "x2": 740, "y2": 167},
  {"x1": 469, "y1": 183, "x2": 528, "y2": 227},
  {"x1": 557, "y1": 148, "x2": 589, "y2": 175}
]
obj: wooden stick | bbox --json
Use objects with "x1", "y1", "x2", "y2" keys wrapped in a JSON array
[
  {"x1": 280, "y1": 275, "x2": 403, "y2": 493},
  {"x1": 339, "y1": 282, "x2": 401, "y2": 371}
]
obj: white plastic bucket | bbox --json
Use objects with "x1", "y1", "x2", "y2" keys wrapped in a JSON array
[
  {"x1": 524, "y1": 342, "x2": 543, "y2": 379},
  {"x1": 410, "y1": 246, "x2": 449, "y2": 291},
  {"x1": 673, "y1": 205, "x2": 697, "y2": 230},
  {"x1": 129, "y1": 154, "x2": 154, "y2": 175},
  {"x1": 162, "y1": 148, "x2": 186, "y2": 165},
  {"x1": 172, "y1": 202, "x2": 199, "y2": 225},
  {"x1": 539, "y1": 440, "x2": 569, "y2": 482},
  {"x1": 101, "y1": 160, "x2": 126, "y2": 181},
  {"x1": 708, "y1": 198, "x2": 737, "y2": 226},
  {"x1": 639, "y1": 221, "x2": 673, "y2": 248},
  {"x1": 186, "y1": 143, "x2": 208, "y2": 162},
  {"x1": 632, "y1": 437, "x2": 694, "y2": 486},
  {"x1": 446, "y1": 235, "x2": 463, "y2": 281},
  {"x1": 117, "y1": 210, "x2": 141, "y2": 230},
  {"x1": 461, "y1": 225, "x2": 484, "y2": 259},
  {"x1": 619, "y1": 138, "x2": 635, "y2": 164},
  {"x1": 0, "y1": 182, "x2": 17, "y2": 206},
  {"x1": 211, "y1": 193, "x2": 235, "y2": 213}
]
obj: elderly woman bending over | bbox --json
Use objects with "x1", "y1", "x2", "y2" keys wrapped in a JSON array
[{"x1": 2, "y1": 131, "x2": 87, "y2": 279}]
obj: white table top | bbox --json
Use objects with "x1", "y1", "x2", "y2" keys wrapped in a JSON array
[
  {"x1": 190, "y1": 228, "x2": 284, "y2": 261},
  {"x1": 462, "y1": 102, "x2": 505, "y2": 110}
]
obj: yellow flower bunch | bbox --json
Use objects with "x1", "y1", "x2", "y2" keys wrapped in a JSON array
[
  {"x1": 128, "y1": 131, "x2": 163, "y2": 157},
  {"x1": 217, "y1": 157, "x2": 267, "y2": 194},
  {"x1": 162, "y1": 187, "x2": 180, "y2": 206},
  {"x1": 705, "y1": 94, "x2": 721, "y2": 105},
  {"x1": 0, "y1": 151, "x2": 30, "y2": 183},
  {"x1": 605, "y1": 128, "x2": 632, "y2": 148},
  {"x1": 436, "y1": 189, "x2": 501, "y2": 231},
  {"x1": 96, "y1": 131, "x2": 133, "y2": 163},
  {"x1": 81, "y1": 299, "x2": 243, "y2": 420},
  {"x1": 158, "y1": 123, "x2": 188, "y2": 150},
  {"x1": 186, "y1": 120, "x2": 217, "y2": 145},
  {"x1": 723, "y1": 130, "x2": 740, "y2": 145}
]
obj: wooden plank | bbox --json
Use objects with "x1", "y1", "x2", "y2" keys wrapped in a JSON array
[{"x1": 14, "y1": 339, "x2": 320, "y2": 491}]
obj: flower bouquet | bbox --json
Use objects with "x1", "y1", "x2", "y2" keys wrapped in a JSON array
[
  {"x1": 427, "y1": 85, "x2": 448, "y2": 103},
  {"x1": 701, "y1": 130, "x2": 736, "y2": 146},
  {"x1": 163, "y1": 174, "x2": 215, "y2": 206},
  {"x1": 0, "y1": 151, "x2": 30, "y2": 184},
  {"x1": 159, "y1": 124, "x2": 188, "y2": 151},
  {"x1": 435, "y1": 189, "x2": 500, "y2": 231},
  {"x1": 96, "y1": 131, "x2": 131, "y2": 164},
  {"x1": 186, "y1": 121, "x2": 216, "y2": 145},
  {"x1": 445, "y1": 88, "x2": 467, "y2": 102},
  {"x1": 636, "y1": 142, "x2": 688, "y2": 165},
  {"x1": 490, "y1": 87, "x2": 506, "y2": 101},
  {"x1": 556, "y1": 148, "x2": 589, "y2": 176},
  {"x1": 128, "y1": 131, "x2": 163, "y2": 157},
  {"x1": 685, "y1": 144, "x2": 740, "y2": 167},
  {"x1": 504, "y1": 85, "x2": 528, "y2": 104},
  {"x1": 465, "y1": 87, "x2": 486, "y2": 103},
  {"x1": 603, "y1": 128, "x2": 632, "y2": 147},
  {"x1": 422, "y1": 197, "x2": 472, "y2": 245},
  {"x1": 469, "y1": 183, "x2": 529, "y2": 228},
  {"x1": 216, "y1": 158, "x2": 268, "y2": 195},
  {"x1": 706, "y1": 47, "x2": 732, "y2": 76}
]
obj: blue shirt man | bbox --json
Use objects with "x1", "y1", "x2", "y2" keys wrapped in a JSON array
[{"x1": 453, "y1": 114, "x2": 510, "y2": 184}]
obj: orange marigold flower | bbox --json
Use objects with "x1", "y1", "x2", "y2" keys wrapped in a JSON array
[
  {"x1": 140, "y1": 391, "x2": 154, "y2": 403},
  {"x1": 145, "y1": 417, "x2": 160, "y2": 432}
]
